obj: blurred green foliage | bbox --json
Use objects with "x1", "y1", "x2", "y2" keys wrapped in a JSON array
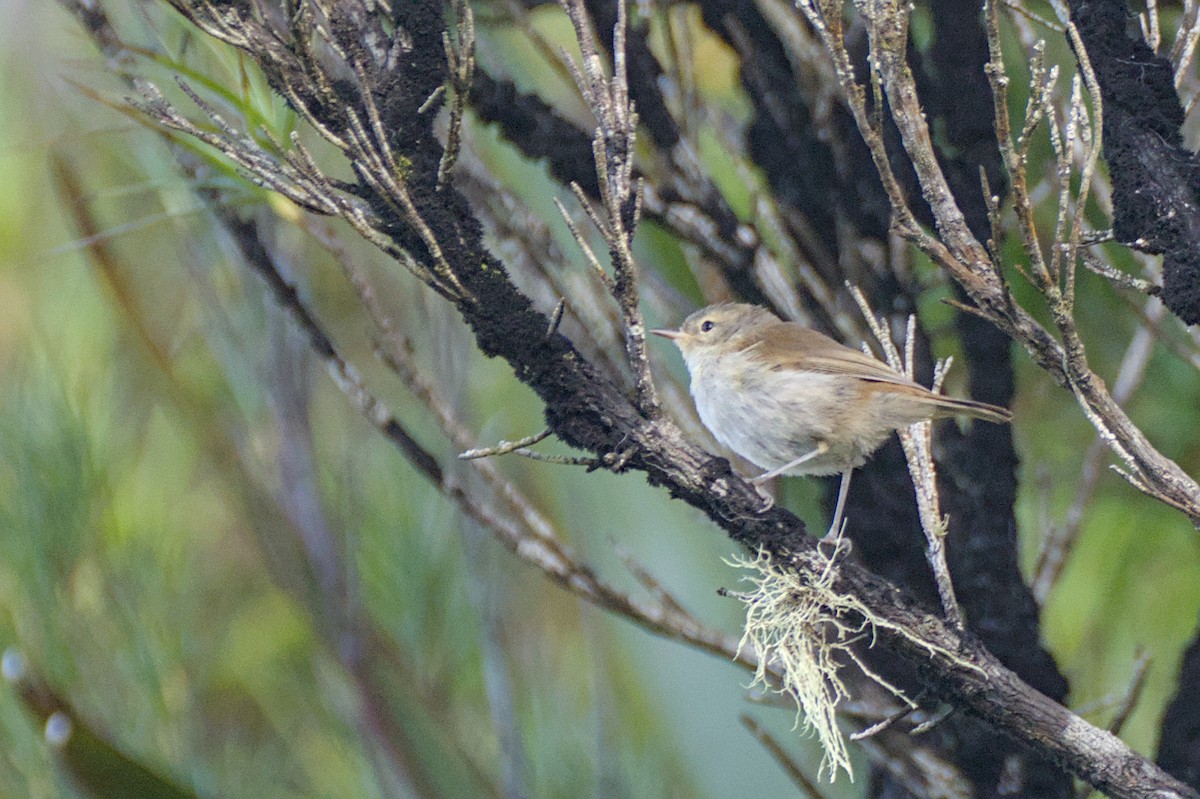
[{"x1": 0, "y1": 2, "x2": 1198, "y2": 798}]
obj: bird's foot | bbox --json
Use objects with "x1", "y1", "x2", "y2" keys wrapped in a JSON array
[
  {"x1": 817, "y1": 535, "x2": 852, "y2": 559},
  {"x1": 753, "y1": 483, "x2": 775, "y2": 513},
  {"x1": 817, "y1": 519, "x2": 853, "y2": 558}
]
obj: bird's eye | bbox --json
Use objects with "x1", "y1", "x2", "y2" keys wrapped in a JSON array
[{"x1": 700, "y1": 320, "x2": 715, "y2": 333}]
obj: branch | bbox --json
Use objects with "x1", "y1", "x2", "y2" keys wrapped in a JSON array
[
  {"x1": 796, "y1": 0, "x2": 1200, "y2": 522},
  {"x1": 559, "y1": 0, "x2": 660, "y2": 415},
  {"x1": 850, "y1": 289, "x2": 963, "y2": 629},
  {"x1": 60, "y1": 1, "x2": 1200, "y2": 795},
  {"x1": 1068, "y1": 0, "x2": 1200, "y2": 326}
]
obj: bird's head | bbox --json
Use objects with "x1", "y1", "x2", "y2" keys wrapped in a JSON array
[{"x1": 652, "y1": 303, "x2": 778, "y2": 363}]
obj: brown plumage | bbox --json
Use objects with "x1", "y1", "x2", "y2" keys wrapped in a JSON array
[
  {"x1": 747, "y1": 321, "x2": 1011, "y2": 425},
  {"x1": 653, "y1": 303, "x2": 1012, "y2": 537}
]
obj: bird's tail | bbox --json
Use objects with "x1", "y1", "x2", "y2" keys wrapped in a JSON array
[{"x1": 928, "y1": 395, "x2": 1012, "y2": 424}]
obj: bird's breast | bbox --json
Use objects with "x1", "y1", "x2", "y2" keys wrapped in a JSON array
[{"x1": 689, "y1": 358, "x2": 860, "y2": 474}]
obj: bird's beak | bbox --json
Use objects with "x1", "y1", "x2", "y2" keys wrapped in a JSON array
[{"x1": 651, "y1": 328, "x2": 682, "y2": 340}]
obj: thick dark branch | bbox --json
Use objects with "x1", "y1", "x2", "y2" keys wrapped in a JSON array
[
  {"x1": 469, "y1": 70, "x2": 600, "y2": 195},
  {"x1": 836, "y1": 563, "x2": 1193, "y2": 799},
  {"x1": 468, "y1": 68, "x2": 777, "y2": 310},
  {"x1": 1068, "y1": 0, "x2": 1200, "y2": 325},
  {"x1": 1159, "y1": 619, "x2": 1200, "y2": 788},
  {"x1": 61, "y1": 0, "x2": 1200, "y2": 795}
]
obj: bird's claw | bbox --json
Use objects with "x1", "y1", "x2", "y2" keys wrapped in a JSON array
[
  {"x1": 753, "y1": 483, "x2": 775, "y2": 513},
  {"x1": 817, "y1": 531, "x2": 852, "y2": 559}
]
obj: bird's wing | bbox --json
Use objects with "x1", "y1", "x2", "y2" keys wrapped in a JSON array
[{"x1": 747, "y1": 323, "x2": 925, "y2": 389}]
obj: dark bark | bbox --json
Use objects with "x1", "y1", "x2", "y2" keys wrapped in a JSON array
[
  {"x1": 468, "y1": 66, "x2": 775, "y2": 309},
  {"x1": 1159, "y1": 618, "x2": 1200, "y2": 788},
  {"x1": 469, "y1": 69, "x2": 600, "y2": 196},
  {"x1": 680, "y1": 2, "x2": 1071, "y2": 793},
  {"x1": 57, "y1": 0, "x2": 1200, "y2": 795},
  {"x1": 841, "y1": 3, "x2": 1070, "y2": 795},
  {"x1": 1069, "y1": 0, "x2": 1200, "y2": 325}
]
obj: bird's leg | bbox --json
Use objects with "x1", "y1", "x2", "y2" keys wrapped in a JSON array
[
  {"x1": 824, "y1": 468, "x2": 853, "y2": 542},
  {"x1": 749, "y1": 441, "x2": 830, "y2": 485}
]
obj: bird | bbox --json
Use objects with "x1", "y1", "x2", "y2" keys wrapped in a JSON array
[{"x1": 652, "y1": 303, "x2": 1011, "y2": 539}]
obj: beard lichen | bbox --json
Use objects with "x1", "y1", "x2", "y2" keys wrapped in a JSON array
[{"x1": 728, "y1": 545, "x2": 920, "y2": 782}]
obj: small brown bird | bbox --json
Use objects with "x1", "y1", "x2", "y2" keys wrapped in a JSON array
[{"x1": 653, "y1": 303, "x2": 1011, "y2": 538}]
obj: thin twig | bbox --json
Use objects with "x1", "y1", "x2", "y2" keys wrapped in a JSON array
[
  {"x1": 910, "y1": 704, "x2": 955, "y2": 735},
  {"x1": 555, "y1": 194, "x2": 615, "y2": 292},
  {"x1": 849, "y1": 287, "x2": 964, "y2": 629},
  {"x1": 1003, "y1": 0, "x2": 1064, "y2": 32},
  {"x1": 437, "y1": 0, "x2": 475, "y2": 190},
  {"x1": 740, "y1": 715, "x2": 829, "y2": 799},
  {"x1": 1074, "y1": 650, "x2": 1153, "y2": 799},
  {"x1": 614, "y1": 545, "x2": 695, "y2": 621},
  {"x1": 1108, "y1": 650, "x2": 1152, "y2": 737},
  {"x1": 459, "y1": 429, "x2": 554, "y2": 460},
  {"x1": 559, "y1": 0, "x2": 661, "y2": 416},
  {"x1": 1170, "y1": 0, "x2": 1200, "y2": 88},
  {"x1": 1033, "y1": 298, "x2": 1165, "y2": 602},
  {"x1": 849, "y1": 691, "x2": 928, "y2": 741}
]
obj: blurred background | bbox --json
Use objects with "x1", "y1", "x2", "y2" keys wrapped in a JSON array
[{"x1": 1, "y1": 1, "x2": 1199, "y2": 797}]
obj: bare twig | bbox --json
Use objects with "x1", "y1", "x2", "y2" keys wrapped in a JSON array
[
  {"x1": 850, "y1": 287, "x2": 964, "y2": 628},
  {"x1": 558, "y1": 0, "x2": 660, "y2": 416},
  {"x1": 1170, "y1": 1, "x2": 1200, "y2": 88},
  {"x1": 1081, "y1": 249, "x2": 1160, "y2": 295},
  {"x1": 740, "y1": 715, "x2": 829, "y2": 799},
  {"x1": 555, "y1": 194, "x2": 615, "y2": 292},
  {"x1": 437, "y1": 0, "x2": 475, "y2": 190},
  {"x1": 1107, "y1": 650, "x2": 1152, "y2": 738},
  {"x1": 1034, "y1": 297, "x2": 1164, "y2": 602},
  {"x1": 1074, "y1": 651, "x2": 1153, "y2": 799},
  {"x1": 910, "y1": 704, "x2": 956, "y2": 735},
  {"x1": 1004, "y1": 0, "x2": 1065, "y2": 32},
  {"x1": 60, "y1": 1, "x2": 1200, "y2": 795},
  {"x1": 849, "y1": 691, "x2": 927, "y2": 741},
  {"x1": 459, "y1": 429, "x2": 553, "y2": 460},
  {"x1": 614, "y1": 546, "x2": 695, "y2": 621},
  {"x1": 1144, "y1": 0, "x2": 1161, "y2": 54}
]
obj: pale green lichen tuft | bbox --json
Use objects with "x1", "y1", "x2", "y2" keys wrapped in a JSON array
[{"x1": 727, "y1": 546, "x2": 915, "y2": 782}]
